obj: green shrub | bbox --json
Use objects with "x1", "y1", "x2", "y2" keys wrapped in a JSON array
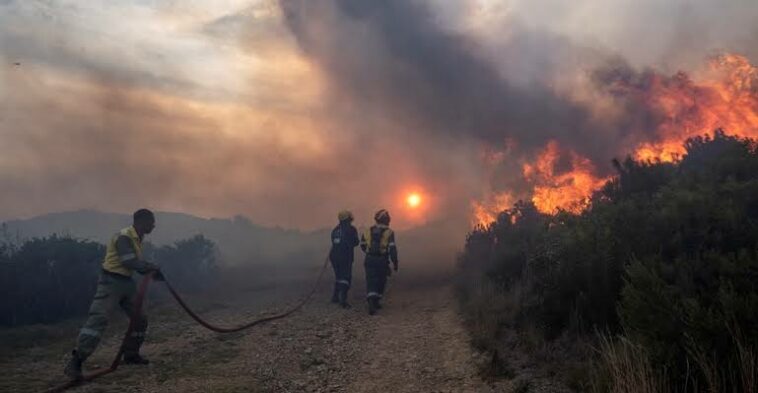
[
  {"x1": 144, "y1": 234, "x2": 219, "y2": 292},
  {"x1": 457, "y1": 131, "x2": 758, "y2": 391},
  {"x1": 0, "y1": 236, "x2": 104, "y2": 325},
  {"x1": 0, "y1": 234, "x2": 220, "y2": 326}
]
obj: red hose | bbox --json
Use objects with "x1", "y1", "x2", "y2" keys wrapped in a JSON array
[
  {"x1": 45, "y1": 255, "x2": 329, "y2": 392},
  {"x1": 46, "y1": 272, "x2": 154, "y2": 393},
  {"x1": 164, "y1": 255, "x2": 330, "y2": 333}
]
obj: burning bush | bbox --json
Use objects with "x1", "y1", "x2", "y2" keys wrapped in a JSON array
[
  {"x1": 458, "y1": 131, "x2": 758, "y2": 391},
  {"x1": 471, "y1": 54, "x2": 758, "y2": 225}
]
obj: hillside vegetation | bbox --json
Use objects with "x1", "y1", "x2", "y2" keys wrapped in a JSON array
[
  {"x1": 457, "y1": 131, "x2": 758, "y2": 392},
  {"x1": 0, "y1": 234, "x2": 217, "y2": 326}
]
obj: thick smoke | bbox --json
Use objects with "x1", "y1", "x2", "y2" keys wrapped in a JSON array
[
  {"x1": 1, "y1": 0, "x2": 756, "y2": 231},
  {"x1": 279, "y1": 0, "x2": 615, "y2": 161},
  {"x1": 278, "y1": 0, "x2": 758, "y2": 204}
]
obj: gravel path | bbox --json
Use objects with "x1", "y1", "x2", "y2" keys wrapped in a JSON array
[
  {"x1": 343, "y1": 276, "x2": 490, "y2": 393},
  {"x1": 2, "y1": 268, "x2": 540, "y2": 392}
]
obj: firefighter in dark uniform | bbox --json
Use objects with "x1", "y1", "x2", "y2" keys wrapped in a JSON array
[
  {"x1": 330, "y1": 210, "x2": 360, "y2": 308},
  {"x1": 360, "y1": 209, "x2": 398, "y2": 315}
]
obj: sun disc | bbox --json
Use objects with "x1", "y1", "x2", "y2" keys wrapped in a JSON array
[{"x1": 407, "y1": 193, "x2": 421, "y2": 208}]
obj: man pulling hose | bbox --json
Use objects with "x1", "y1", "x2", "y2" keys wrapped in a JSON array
[{"x1": 64, "y1": 209, "x2": 162, "y2": 380}]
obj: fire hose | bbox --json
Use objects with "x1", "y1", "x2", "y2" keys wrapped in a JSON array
[{"x1": 45, "y1": 255, "x2": 330, "y2": 393}]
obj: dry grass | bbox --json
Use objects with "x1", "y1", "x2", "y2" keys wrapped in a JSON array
[
  {"x1": 684, "y1": 334, "x2": 722, "y2": 393},
  {"x1": 730, "y1": 325, "x2": 756, "y2": 393},
  {"x1": 458, "y1": 279, "x2": 519, "y2": 352},
  {"x1": 734, "y1": 335, "x2": 756, "y2": 393},
  {"x1": 593, "y1": 329, "x2": 757, "y2": 393},
  {"x1": 591, "y1": 334, "x2": 668, "y2": 393},
  {"x1": 684, "y1": 326, "x2": 757, "y2": 393}
]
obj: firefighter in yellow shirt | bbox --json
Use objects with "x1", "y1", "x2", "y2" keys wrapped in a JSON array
[{"x1": 64, "y1": 209, "x2": 161, "y2": 380}]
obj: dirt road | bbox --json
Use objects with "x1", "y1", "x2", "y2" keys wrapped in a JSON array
[
  {"x1": 341, "y1": 275, "x2": 490, "y2": 392},
  {"x1": 3, "y1": 268, "x2": 496, "y2": 392}
]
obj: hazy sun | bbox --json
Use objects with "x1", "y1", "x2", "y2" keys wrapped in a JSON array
[{"x1": 407, "y1": 193, "x2": 422, "y2": 208}]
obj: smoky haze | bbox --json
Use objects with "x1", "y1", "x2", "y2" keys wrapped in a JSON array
[
  {"x1": 1, "y1": 0, "x2": 757, "y2": 234},
  {"x1": 280, "y1": 0, "x2": 605, "y2": 157},
  {"x1": 278, "y1": 0, "x2": 758, "y2": 208}
]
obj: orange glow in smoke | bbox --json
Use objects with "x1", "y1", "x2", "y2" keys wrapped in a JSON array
[
  {"x1": 620, "y1": 54, "x2": 758, "y2": 162},
  {"x1": 470, "y1": 53, "x2": 757, "y2": 226},
  {"x1": 406, "y1": 193, "x2": 422, "y2": 208},
  {"x1": 397, "y1": 189, "x2": 431, "y2": 228}
]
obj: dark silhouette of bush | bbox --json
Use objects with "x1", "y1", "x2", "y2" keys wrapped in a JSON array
[
  {"x1": 0, "y1": 234, "x2": 219, "y2": 326},
  {"x1": 143, "y1": 234, "x2": 219, "y2": 292},
  {"x1": 0, "y1": 236, "x2": 103, "y2": 326},
  {"x1": 617, "y1": 132, "x2": 758, "y2": 391},
  {"x1": 458, "y1": 130, "x2": 758, "y2": 391}
]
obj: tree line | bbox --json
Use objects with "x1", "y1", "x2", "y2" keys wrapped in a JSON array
[{"x1": 0, "y1": 233, "x2": 218, "y2": 326}]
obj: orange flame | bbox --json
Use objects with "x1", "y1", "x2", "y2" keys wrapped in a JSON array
[
  {"x1": 471, "y1": 192, "x2": 514, "y2": 228},
  {"x1": 470, "y1": 53, "x2": 757, "y2": 225},
  {"x1": 524, "y1": 141, "x2": 610, "y2": 215},
  {"x1": 623, "y1": 54, "x2": 758, "y2": 162}
]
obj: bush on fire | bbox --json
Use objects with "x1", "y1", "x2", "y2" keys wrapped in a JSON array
[{"x1": 457, "y1": 130, "x2": 758, "y2": 391}]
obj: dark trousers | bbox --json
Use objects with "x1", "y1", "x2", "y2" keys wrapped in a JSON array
[
  {"x1": 364, "y1": 255, "x2": 389, "y2": 300},
  {"x1": 331, "y1": 257, "x2": 353, "y2": 292}
]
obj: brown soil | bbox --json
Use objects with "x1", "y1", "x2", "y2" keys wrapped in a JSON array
[{"x1": 1, "y1": 267, "x2": 569, "y2": 393}]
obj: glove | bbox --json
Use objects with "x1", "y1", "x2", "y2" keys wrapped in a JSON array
[
  {"x1": 152, "y1": 270, "x2": 165, "y2": 281},
  {"x1": 144, "y1": 262, "x2": 160, "y2": 271},
  {"x1": 142, "y1": 262, "x2": 163, "y2": 280}
]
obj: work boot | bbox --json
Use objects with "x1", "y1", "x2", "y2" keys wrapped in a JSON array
[
  {"x1": 123, "y1": 353, "x2": 150, "y2": 365},
  {"x1": 339, "y1": 289, "x2": 351, "y2": 309},
  {"x1": 367, "y1": 298, "x2": 378, "y2": 315},
  {"x1": 375, "y1": 300, "x2": 383, "y2": 309},
  {"x1": 63, "y1": 350, "x2": 83, "y2": 380},
  {"x1": 331, "y1": 287, "x2": 339, "y2": 304}
]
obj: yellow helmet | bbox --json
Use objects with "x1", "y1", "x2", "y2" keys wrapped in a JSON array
[{"x1": 337, "y1": 210, "x2": 354, "y2": 222}]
